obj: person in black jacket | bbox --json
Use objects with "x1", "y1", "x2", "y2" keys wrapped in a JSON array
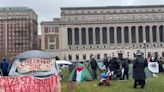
[
  {"x1": 88, "y1": 56, "x2": 98, "y2": 80},
  {"x1": 121, "y1": 58, "x2": 129, "y2": 80},
  {"x1": 0, "y1": 58, "x2": 9, "y2": 76},
  {"x1": 133, "y1": 50, "x2": 148, "y2": 88},
  {"x1": 109, "y1": 57, "x2": 118, "y2": 75},
  {"x1": 103, "y1": 57, "x2": 109, "y2": 70}
]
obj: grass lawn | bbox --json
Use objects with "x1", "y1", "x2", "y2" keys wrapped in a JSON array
[{"x1": 61, "y1": 72, "x2": 164, "y2": 92}]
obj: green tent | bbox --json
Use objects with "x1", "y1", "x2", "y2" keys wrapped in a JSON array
[
  {"x1": 128, "y1": 64, "x2": 153, "y2": 77},
  {"x1": 68, "y1": 63, "x2": 92, "y2": 82}
]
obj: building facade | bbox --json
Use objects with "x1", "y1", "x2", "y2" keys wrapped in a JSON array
[
  {"x1": 0, "y1": 7, "x2": 38, "y2": 58},
  {"x1": 41, "y1": 5, "x2": 164, "y2": 61}
]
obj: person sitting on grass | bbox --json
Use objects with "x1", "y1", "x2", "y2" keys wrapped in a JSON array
[{"x1": 98, "y1": 68, "x2": 111, "y2": 86}]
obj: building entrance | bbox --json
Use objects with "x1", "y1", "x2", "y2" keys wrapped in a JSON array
[{"x1": 118, "y1": 53, "x2": 123, "y2": 59}]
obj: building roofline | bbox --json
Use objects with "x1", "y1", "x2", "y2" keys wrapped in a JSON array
[
  {"x1": 61, "y1": 5, "x2": 164, "y2": 10},
  {"x1": 0, "y1": 7, "x2": 32, "y2": 11}
]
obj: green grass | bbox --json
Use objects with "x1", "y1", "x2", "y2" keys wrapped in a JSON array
[{"x1": 61, "y1": 68, "x2": 164, "y2": 92}]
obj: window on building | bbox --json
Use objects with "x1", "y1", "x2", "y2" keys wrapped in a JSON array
[
  {"x1": 148, "y1": 52, "x2": 151, "y2": 58},
  {"x1": 102, "y1": 27, "x2": 107, "y2": 44},
  {"x1": 127, "y1": 52, "x2": 130, "y2": 58},
  {"x1": 117, "y1": 27, "x2": 122, "y2": 43},
  {"x1": 95, "y1": 27, "x2": 100, "y2": 44},
  {"x1": 49, "y1": 36, "x2": 55, "y2": 42},
  {"x1": 133, "y1": 53, "x2": 136, "y2": 58},
  {"x1": 81, "y1": 28, "x2": 86, "y2": 45},
  {"x1": 88, "y1": 28, "x2": 93, "y2": 44},
  {"x1": 138, "y1": 26, "x2": 143, "y2": 43},
  {"x1": 90, "y1": 54, "x2": 93, "y2": 59},
  {"x1": 159, "y1": 25, "x2": 164, "y2": 42},
  {"x1": 162, "y1": 52, "x2": 164, "y2": 57},
  {"x1": 49, "y1": 45, "x2": 55, "y2": 49},
  {"x1": 68, "y1": 55, "x2": 72, "y2": 60},
  {"x1": 154, "y1": 52, "x2": 158, "y2": 58},
  {"x1": 97, "y1": 54, "x2": 100, "y2": 59},
  {"x1": 74, "y1": 28, "x2": 79, "y2": 45},
  {"x1": 145, "y1": 26, "x2": 150, "y2": 42},
  {"x1": 67, "y1": 28, "x2": 72, "y2": 45},
  {"x1": 124, "y1": 26, "x2": 129, "y2": 43},
  {"x1": 131, "y1": 26, "x2": 136, "y2": 43},
  {"x1": 76, "y1": 54, "x2": 79, "y2": 60},
  {"x1": 83, "y1": 54, "x2": 86, "y2": 60},
  {"x1": 110, "y1": 27, "x2": 114, "y2": 43},
  {"x1": 152, "y1": 26, "x2": 157, "y2": 42},
  {"x1": 104, "y1": 53, "x2": 107, "y2": 58}
]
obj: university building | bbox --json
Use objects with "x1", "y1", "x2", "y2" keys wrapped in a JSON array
[
  {"x1": 41, "y1": 5, "x2": 164, "y2": 61},
  {"x1": 0, "y1": 7, "x2": 38, "y2": 58}
]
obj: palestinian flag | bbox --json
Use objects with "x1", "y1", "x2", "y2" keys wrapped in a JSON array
[
  {"x1": 76, "y1": 66, "x2": 84, "y2": 81},
  {"x1": 68, "y1": 64, "x2": 92, "y2": 82}
]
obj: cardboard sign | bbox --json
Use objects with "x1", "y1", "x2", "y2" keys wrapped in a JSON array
[
  {"x1": 0, "y1": 75, "x2": 61, "y2": 92},
  {"x1": 148, "y1": 62, "x2": 159, "y2": 73},
  {"x1": 16, "y1": 58, "x2": 55, "y2": 73}
]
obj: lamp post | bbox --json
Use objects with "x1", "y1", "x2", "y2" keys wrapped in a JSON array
[{"x1": 143, "y1": 40, "x2": 146, "y2": 58}]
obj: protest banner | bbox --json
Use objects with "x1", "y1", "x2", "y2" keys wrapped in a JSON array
[
  {"x1": 16, "y1": 58, "x2": 55, "y2": 73},
  {"x1": 0, "y1": 75, "x2": 61, "y2": 92},
  {"x1": 148, "y1": 62, "x2": 159, "y2": 73}
]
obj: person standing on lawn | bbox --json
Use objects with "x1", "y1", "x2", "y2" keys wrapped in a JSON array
[
  {"x1": 133, "y1": 50, "x2": 148, "y2": 88},
  {"x1": 103, "y1": 56, "x2": 109, "y2": 70},
  {"x1": 0, "y1": 58, "x2": 9, "y2": 76},
  {"x1": 88, "y1": 56, "x2": 98, "y2": 80}
]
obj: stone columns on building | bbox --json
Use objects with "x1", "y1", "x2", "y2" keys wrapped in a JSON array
[
  {"x1": 100, "y1": 27, "x2": 103, "y2": 45},
  {"x1": 136, "y1": 26, "x2": 139, "y2": 44},
  {"x1": 72, "y1": 28, "x2": 75, "y2": 45},
  {"x1": 107, "y1": 27, "x2": 110, "y2": 45},
  {"x1": 143, "y1": 26, "x2": 146, "y2": 42},
  {"x1": 156, "y1": 25, "x2": 160, "y2": 43},
  {"x1": 121, "y1": 26, "x2": 124, "y2": 45},
  {"x1": 129, "y1": 26, "x2": 132, "y2": 44},
  {"x1": 86, "y1": 27, "x2": 89, "y2": 45},
  {"x1": 114, "y1": 27, "x2": 117, "y2": 46},
  {"x1": 149, "y1": 26, "x2": 153, "y2": 43},
  {"x1": 93, "y1": 27, "x2": 96, "y2": 45},
  {"x1": 79, "y1": 27, "x2": 82, "y2": 45}
]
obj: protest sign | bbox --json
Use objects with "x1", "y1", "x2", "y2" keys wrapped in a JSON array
[
  {"x1": 0, "y1": 75, "x2": 60, "y2": 92},
  {"x1": 148, "y1": 62, "x2": 159, "y2": 73},
  {"x1": 16, "y1": 58, "x2": 55, "y2": 73}
]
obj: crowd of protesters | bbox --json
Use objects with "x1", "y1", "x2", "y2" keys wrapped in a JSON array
[{"x1": 87, "y1": 49, "x2": 164, "y2": 88}]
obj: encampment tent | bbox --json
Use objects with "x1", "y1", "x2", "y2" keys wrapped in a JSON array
[
  {"x1": 9, "y1": 50, "x2": 58, "y2": 77},
  {"x1": 68, "y1": 63, "x2": 92, "y2": 82},
  {"x1": 1, "y1": 50, "x2": 61, "y2": 92}
]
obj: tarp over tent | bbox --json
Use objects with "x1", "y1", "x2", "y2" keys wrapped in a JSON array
[
  {"x1": 14, "y1": 50, "x2": 52, "y2": 59},
  {"x1": 68, "y1": 63, "x2": 92, "y2": 82},
  {"x1": 2, "y1": 50, "x2": 61, "y2": 92},
  {"x1": 9, "y1": 50, "x2": 58, "y2": 77}
]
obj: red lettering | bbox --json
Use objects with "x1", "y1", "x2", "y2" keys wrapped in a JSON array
[{"x1": 0, "y1": 75, "x2": 60, "y2": 92}]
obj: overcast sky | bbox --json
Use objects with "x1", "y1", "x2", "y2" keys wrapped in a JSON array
[{"x1": 1, "y1": 0, "x2": 164, "y2": 34}]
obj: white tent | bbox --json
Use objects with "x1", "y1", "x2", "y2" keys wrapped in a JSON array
[
  {"x1": 56, "y1": 60, "x2": 73, "y2": 72},
  {"x1": 56, "y1": 60, "x2": 73, "y2": 65}
]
